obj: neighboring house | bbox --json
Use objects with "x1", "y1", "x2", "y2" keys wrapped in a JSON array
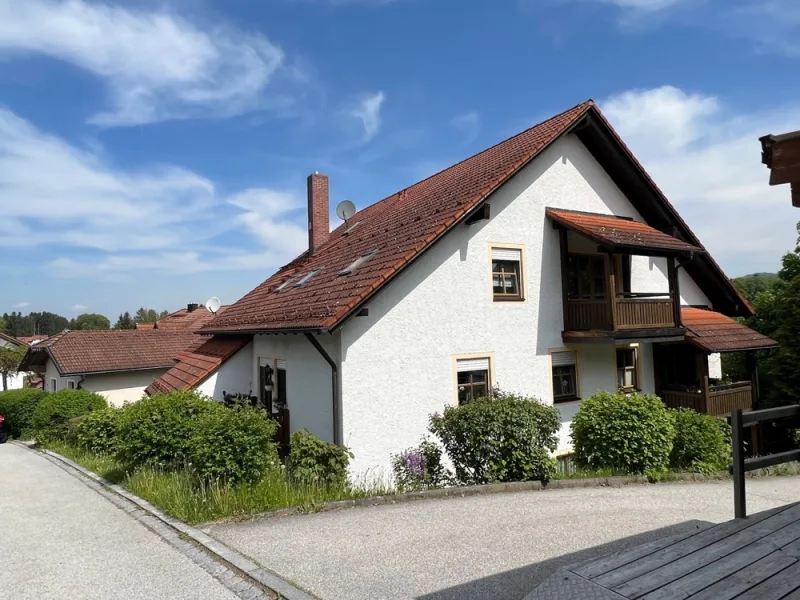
[
  {"x1": 19, "y1": 304, "x2": 226, "y2": 406},
  {"x1": 151, "y1": 100, "x2": 777, "y2": 476},
  {"x1": 761, "y1": 130, "x2": 800, "y2": 207},
  {"x1": 16, "y1": 335, "x2": 49, "y2": 346},
  {"x1": 0, "y1": 332, "x2": 28, "y2": 390}
]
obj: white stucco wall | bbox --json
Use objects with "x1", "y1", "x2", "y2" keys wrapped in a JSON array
[
  {"x1": 82, "y1": 369, "x2": 168, "y2": 407},
  {"x1": 708, "y1": 352, "x2": 722, "y2": 380},
  {"x1": 339, "y1": 134, "x2": 718, "y2": 475},
  {"x1": 196, "y1": 343, "x2": 254, "y2": 401},
  {"x1": 43, "y1": 358, "x2": 165, "y2": 406},
  {"x1": 251, "y1": 333, "x2": 338, "y2": 443}
]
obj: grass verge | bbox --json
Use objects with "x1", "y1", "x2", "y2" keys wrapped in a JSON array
[{"x1": 45, "y1": 441, "x2": 393, "y2": 524}]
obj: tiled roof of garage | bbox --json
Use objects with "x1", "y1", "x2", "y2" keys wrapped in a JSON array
[
  {"x1": 202, "y1": 101, "x2": 595, "y2": 333},
  {"x1": 682, "y1": 308, "x2": 778, "y2": 353},
  {"x1": 546, "y1": 209, "x2": 703, "y2": 254},
  {"x1": 146, "y1": 336, "x2": 251, "y2": 396}
]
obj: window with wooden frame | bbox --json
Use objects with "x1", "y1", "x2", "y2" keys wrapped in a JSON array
[
  {"x1": 567, "y1": 253, "x2": 631, "y2": 298},
  {"x1": 491, "y1": 247, "x2": 523, "y2": 301},
  {"x1": 456, "y1": 357, "x2": 491, "y2": 405},
  {"x1": 616, "y1": 347, "x2": 639, "y2": 392},
  {"x1": 551, "y1": 350, "x2": 579, "y2": 402}
]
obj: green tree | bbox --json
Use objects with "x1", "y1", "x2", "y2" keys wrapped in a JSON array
[
  {"x1": 0, "y1": 316, "x2": 6, "y2": 333},
  {"x1": 70, "y1": 313, "x2": 111, "y2": 331},
  {"x1": 0, "y1": 344, "x2": 26, "y2": 391},
  {"x1": 113, "y1": 312, "x2": 136, "y2": 330},
  {"x1": 134, "y1": 308, "x2": 159, "y2": 324},
  {"x1": 1, "y1": 311, "x2": 69, "y2": 337},
  {"x1": 731, "y1": 273, "x2": 778, "y2": 305}
]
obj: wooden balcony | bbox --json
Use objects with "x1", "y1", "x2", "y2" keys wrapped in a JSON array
[
  {"x1": 565, "y1": 293, "x2": 678, "y2": 332},
  {"x1": 660, "y1": 377, "x2": 753, "y2": 417}
]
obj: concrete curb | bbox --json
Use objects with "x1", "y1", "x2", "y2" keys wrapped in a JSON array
[
  {"x1": 12, "y1": 442, "x2": 318, "y2": 600},
  {"x1": 201, "y1": 470, "x2": 728, "y2": 528}
]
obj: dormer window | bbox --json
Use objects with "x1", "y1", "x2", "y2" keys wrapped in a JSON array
[
  {"x1": 294, "y1": 269, "x2": 320, "y2": 287},
  {"x1": 340, "y1": 250, "x2": 377, "y2": 276},
  {"x1": 275, "y1": 276, "x2": 298, "y2": 292}
]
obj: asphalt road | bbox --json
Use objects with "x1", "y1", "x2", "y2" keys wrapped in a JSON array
[
  {"x1": 210, "y1": 477, "x2": 800, "y2": 600},
  {"x1": 0, "y1": 442, "x2": 239, "y2": 600}
]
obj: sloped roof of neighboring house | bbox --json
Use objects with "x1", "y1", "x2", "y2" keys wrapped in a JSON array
[
  {"x1": 17, "y1": 335, "x2": 49, "y2": 345},
  {"x1": 546, "y1": 209, "x2": 703, "y2": 255},
  {"x1": 202, "y1": 101, "x2": 751, "y2": 335},
  {"x1": 0, "y1": 331, "x2": 25, "y2": 347},
  {"x1": 146, "y1": 336, "x2": 251, "y2": 396},
  {"x1": 143, "y1": 305, "x2": 229, "y2": 331},
  {"x1": 19, "y1": 330, "x2": 204, "y2": 376},
  {"x1": 682, "y1": 307, "x2": 778, "y2": 353}
]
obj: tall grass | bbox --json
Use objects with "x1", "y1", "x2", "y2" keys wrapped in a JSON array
[{"x1": 45, "y1": 441, "x2": 393, "y2": 524}]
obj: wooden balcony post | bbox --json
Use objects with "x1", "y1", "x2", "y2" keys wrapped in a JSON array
[
  {"x1": 559, "y1": 227, "x2": 570, "y2": 329},
  {"x1": 667, "y1": 257, "x2": 681, "y2": 328},
  {"x1": 605, "y1": 253, "x2": 618, "y2": 330}
]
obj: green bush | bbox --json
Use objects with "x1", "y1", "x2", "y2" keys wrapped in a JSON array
[
  {"x1": 76, "y1": 408, "x2": 122, "y2": 455},
  {"x1": 0, "y1": 388, "x2": 48, "y2": 438},
  {"x1": 116, "y1": 390, "x2": 219, "y2": 469},
  {"x1": 571, "y1": 391, "x2": 674, "y2": 474},
  {"x1": 428, "y1": 390, "x2": 560, "y2": 485},
  {"x1": 391, "y1": 438, "x2": 452, "y2": 491},
  {"x1": 287, "y1": 430, "x2": 353, "y2": 487},
  {"x1": 188, "y1": 408, "x2": 279, "y2": 484},
  {"x1": 31, "y1": 389, "x2": 107, "y2": 441},
  {"x1": 669, "y1": 409, "x2": 731, "y2": 473}
]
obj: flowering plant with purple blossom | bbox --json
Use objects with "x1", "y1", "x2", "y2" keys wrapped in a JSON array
[{"x1": 391, "y1": 438, "x2": 451, "y2": 491}]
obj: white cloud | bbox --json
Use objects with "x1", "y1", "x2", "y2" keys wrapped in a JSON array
[
  {"x1": 71, "y1": 304, "x2": 88, "y2": 311},
  {"x1": 0, "y1": 0, "x2": 289, "y2": 126},
  {"x1": 598, "y1": 0, "x2": 685, "y2": 11},
  {"x1": 350, "y1": 91, "x2": 386, "y2": 143},
  {"x1": 451, "y1": 111, "x2": 480, "y2": 143},
  {"x1": 0, "y1": 106, "x2": 306, "y2": 277},
  {"x1": 601, "y1": 86, "x2": 800, "y2": 275},
  {"x1": 12, "y1": 302, "x2": 29, "y2": 309}
]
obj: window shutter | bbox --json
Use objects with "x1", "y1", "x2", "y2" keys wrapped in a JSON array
[
  {"x1": 456, "y1": 357, "x2": 490, "y2": 372},
  {"x1": 276, "y1": 359, "x2": 287, "y2": 370},
  {"x1": 491, "y1": 247, "x2": 521, "y2": 262},
  {"x1": 551, "y1": 351, "x2": 577, "y2": 367}
]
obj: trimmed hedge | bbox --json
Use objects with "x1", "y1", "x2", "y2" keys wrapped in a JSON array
[
  {"x1": 669, "y1": 408, "x2": 731, "y2": 473},
  {"x1": 116, "y1": 390, "x2": 219, "y2": 469},
  {"x1": 0, "y1": 388, "x2": 48, "y2": 438},
  {"x1": 429, "y1": 390, "x2": 560, "y2": 484},
  {"x1": 287, "y1": 430, "x2": 353, "y2": 487},
  {"x1": 571, "y1": 391, "x2": 674, "y2": 474},
  {"x1": 188, "y1": 408, "x2": 279, "y2": 484},
  {"x1": 31, "y1": 389, "x2": 107, "y2": 441}
]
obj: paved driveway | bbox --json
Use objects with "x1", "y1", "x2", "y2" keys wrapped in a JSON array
[
  {"x1": 0, "y1": 443, "x2": 239, "y2": 600},
  {"x1": 209, "y1": 478, "x2": 800, "y2": 600}
]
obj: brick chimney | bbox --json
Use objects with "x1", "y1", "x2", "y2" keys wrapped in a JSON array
[{"x1": 307, "y1": 172, "x2": 330, "y2": 253}]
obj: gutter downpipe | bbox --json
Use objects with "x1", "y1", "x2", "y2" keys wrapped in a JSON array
[{"x1": 304, "y1": 332, "x2": 341, "y2": 446}]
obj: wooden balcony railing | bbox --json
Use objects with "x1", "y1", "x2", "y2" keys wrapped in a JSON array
[
  {"x1": 565, "y1": 293, "x2": 677, "y2": 331},
  {"x1": 661, "y1": 377, "x2": 753, "y2": 417}
]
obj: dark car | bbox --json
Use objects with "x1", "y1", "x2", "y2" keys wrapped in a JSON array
[{"x1": 0, "y1": 415, "x2": 7, "y2": 444}]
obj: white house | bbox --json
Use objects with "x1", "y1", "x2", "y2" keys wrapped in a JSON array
[
  {"x1": 0, "y1": 332, "x2": 28, "y2": 390},
  {"x1": 19, "y1": 305, "x2": 227, "y2": 406},
  {"x1": 151, "y1": 100, "x2": 777, "y2": 476}
]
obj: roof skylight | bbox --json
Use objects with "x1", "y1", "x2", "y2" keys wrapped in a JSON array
[
  {"x1": 294, "y1": 269, "x2": 320, "y2": 287},
  {"x1": 275, "y1": 276, "x2": 298, "y2": 292},
  {"x1": 339, "y1": 250, "x2": 377, "y2": 276}
]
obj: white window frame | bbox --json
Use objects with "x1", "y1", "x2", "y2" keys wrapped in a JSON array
[
  {"x1": 488, "y1": 243, "x2": 526, "y2": 302},
  {"x1": 452, "y1": 353, "x2": 496, "y2": 406},
  {"x1": 615, "y1": 344, "x2": 641, "y2": 393},
  {"x1": 67, "y1": 380, "x2": 76, "y2": 390},
  {"x1": 549, "y1": 348, "x2": 581, "y2": 404},
  {"x1": 50, "y1": 378, "x2": 57, "y2": 392}
]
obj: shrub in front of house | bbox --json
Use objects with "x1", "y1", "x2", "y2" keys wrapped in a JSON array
[
  {"x1": 31, "y1": 389, "x2": 107, "y2": 441},
  {"x1": 428, "y1": 390, "x2": 561, "y2": 485},
  {"x1": 0, "y1": 388, "x2": 48, "y2": 438},
  {"x1": 391, "y1": 438, "x2": 452, "y2": 491},
  {"x1": 116, "y1": 390, "x2": 220, "y2": 469},
  {"x1": 287, "y1": 430, "x2": 353, "y2": 487},
  {"x1": 188, "y1": 407, "x2": 279, "y2": 484},
  {"x1": 669, "y1": 408, "x2": 731, "y2": 474},
  {"x1": 571, "y1": 391, "x2": 674, "y2": 474},
  {"x1": 76, "y1": 407, "x2": 122, "y2": 455}
]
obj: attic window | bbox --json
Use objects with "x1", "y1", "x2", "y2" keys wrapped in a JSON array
[
  {"x1": 340, "y1": 250, "x2": 377, "y2": 276},
  {"x1": 275, "y1": 276, "x2": 298, "y2": 292},
  {"x1": 294, "y1": 269, "x2": 320, "y2": 287}
]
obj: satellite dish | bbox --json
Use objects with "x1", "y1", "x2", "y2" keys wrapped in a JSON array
[
  {"x1": 336, "y1": 200, "x2": 356, "y2": 222},
  {"x1": 205, "y1": 296, "x2": 222, "y2": 315}
]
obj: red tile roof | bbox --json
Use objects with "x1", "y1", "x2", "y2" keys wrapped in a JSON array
[
  {"x1": 682, "y1": 308, "x2": 778, "y2": 353},
  {"x1": 204, "y1": 101, "x2": 595, "y2": 333},
  {"x1": 546, "y1": 209, "x2": 703, "y2": 254},
  {"x1": 17, "y1": 335, "x2": 49, "y2": 345},
  {"x1": 146, "y1": 336, "x2": 251, "y2": 396},
  {"x1": 21, "y1": 330, "x2": 205, "y2": 376},
  {"x1": 155, "y1": 306, "x2": 228, "y2": 331},
  {"x1": 0, "y1": 331, "x2": 25, "y2": 346}
]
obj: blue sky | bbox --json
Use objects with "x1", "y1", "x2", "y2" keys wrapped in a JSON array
[{"x1": 1, "y1": 0, "x2": 799, "y2": 318}]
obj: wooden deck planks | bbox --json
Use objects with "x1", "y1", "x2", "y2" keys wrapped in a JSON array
[
  {"x1": 687, "y1": 552, "x2": 798, "y2": 600},
  {"x1": 733, "y1": 559, "x2": 800, "y2": 599}
]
